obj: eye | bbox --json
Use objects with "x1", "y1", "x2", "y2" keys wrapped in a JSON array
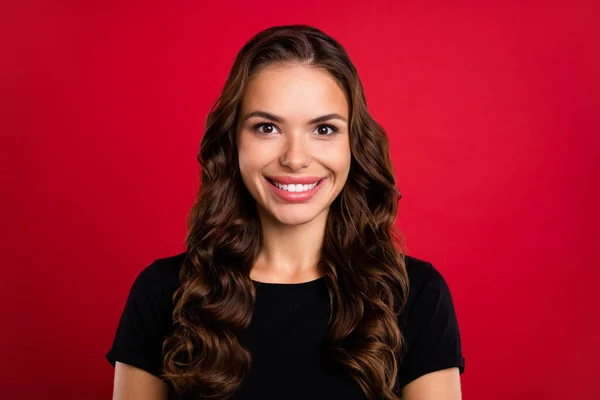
[
  {"x1": 314, "y1": 124, "x2": 339, "y2": 136},
  {"x1": 252, "y1": 123, "x2": 280, "y2": 135}
]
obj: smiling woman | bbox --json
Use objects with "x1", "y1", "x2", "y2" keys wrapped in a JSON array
[
  {"x1": 106, "y1": 24, "x2": 465, "y2": 400},
  {"x1": 236, "y1": 64, "x2": 351, "y2": 227}
]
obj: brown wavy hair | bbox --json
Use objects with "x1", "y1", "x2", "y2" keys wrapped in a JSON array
[{"x1": 161, "y1": 24, "x2": 409, "y2": 400}]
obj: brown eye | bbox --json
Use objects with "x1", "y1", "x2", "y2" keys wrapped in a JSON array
[
  {"x1": 253, "y1": 123, "x2": 279, "y2": 135},
  {"x1": 261, "y1": 124, "x2": 274, "y2": 133},
  {"x1": 315, "y1": 124, "x2": 338, "y2": 136}
]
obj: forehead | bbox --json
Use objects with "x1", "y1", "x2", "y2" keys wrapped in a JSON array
[{"x1": 240, "y1": 64, "x2": 349, "y2": 119}]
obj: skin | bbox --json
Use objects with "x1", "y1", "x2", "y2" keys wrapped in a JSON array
[
  {"x1": 236, "y1": 63, "x2": 351, "y2": 283},
  {"x1": 111, "y1": 364, "x2": 462, "y2": 400},
  {"x1": 111, "y1": 63, "x2": 462, "y2": 399},
  {"x1": 112, "y1": 362, "x2": 168, "y2": 400},
  {"x1": 402, "y1": 367, "x2": 463, "y2": 399}
]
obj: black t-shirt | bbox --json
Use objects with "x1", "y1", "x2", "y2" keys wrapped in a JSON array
[{"x1": 106, "y1": 252, "x2": 465, "y2": 399}]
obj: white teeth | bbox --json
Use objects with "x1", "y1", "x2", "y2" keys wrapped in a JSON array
[{"x1": 271, "y1": 180, "x2": 319, "y2": 192}]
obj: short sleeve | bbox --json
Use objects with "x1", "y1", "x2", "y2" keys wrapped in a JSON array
[
  {"x1": 396, "y1": 262, "x2": 465, "y2": 389},
  {"x1": 105, "y1": 261, "x2": 174, "y2": 378}
]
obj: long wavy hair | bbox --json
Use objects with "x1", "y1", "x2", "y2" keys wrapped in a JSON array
[{"x1": 161, "y1": 24, "x2": 409, "y2": 400}]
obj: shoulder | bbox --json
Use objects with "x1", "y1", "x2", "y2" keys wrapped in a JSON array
[
  {"x1": 396, "y1": 254, "x2": 465, "y2": 388},
  {"x1": 402, "y1": 255, "x2": 455, "y2": 322},
  {"x1": 404, "y1": 254, "x2": 447, "y2": 293},
  {"x1": 106, "y1": 251, "x2": 187, "y2": 377},
  {"x1": 122, "y1": 251, "x2": 186, "y2": 320},
  {"x1": 130, "y1": 251, "x2": 186, "y2": 300},
  {"x1": 141, "y1": 251, "x2": 186, "y2": 283}
]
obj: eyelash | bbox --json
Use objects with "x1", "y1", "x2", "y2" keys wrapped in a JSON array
[{"x1": 251, "y1": 123, "x2": 339, "y2": 136}]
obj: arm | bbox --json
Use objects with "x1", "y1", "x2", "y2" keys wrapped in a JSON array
[
  {"x1": 112, "y1": 362, "x2": 169, "y2": 400},
  {"x1": 396, "y1": 261, "x2": 466, "y2": 397},
  {"x1": 106, "y1": 260, "x2": 178, "y2": 400},
  {"x1": 402, "y1": 367, "x2": 462, "y2": 400}
]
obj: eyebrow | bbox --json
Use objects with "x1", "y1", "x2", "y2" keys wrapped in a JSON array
[{"x1": 242, "y1": 111, "x2": 347, "y2": 124}]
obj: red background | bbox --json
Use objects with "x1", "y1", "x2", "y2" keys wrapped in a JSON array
[{"x1": 2, "y1": 1, "x2": 598, "y2": 399}]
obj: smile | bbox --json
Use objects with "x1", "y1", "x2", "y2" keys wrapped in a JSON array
[
  {"x1": 267, "y1": 179, "x2": 322, "y2": 193},
  {"x1": 264, "y1": 177, "x2": 326, "y2": 202}
]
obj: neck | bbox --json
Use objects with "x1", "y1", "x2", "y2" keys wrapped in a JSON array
[{"x1": 251, "y1": 207, "x2": 328, "y2": 283}]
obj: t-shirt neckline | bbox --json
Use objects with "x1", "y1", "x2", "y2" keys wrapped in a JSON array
[{"x1": 251, "y1": 275, "x2": 326, "y2": 293}]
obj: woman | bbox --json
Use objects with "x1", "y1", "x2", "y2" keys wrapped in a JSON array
[{"x1": 106, "y1": 24, "x2": 465, "y2": 400}]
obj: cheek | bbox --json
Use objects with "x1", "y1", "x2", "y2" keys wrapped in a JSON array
[
  {"x1": 333, "y1": 150, "x2": 352, "y2": 190},
  {"x1": 237, "y1": 147, "x2": 253, "y2": 188},
  {"x1": 237, "y1": 138, "x2": 257, "y2": 173},
  {"x1": 238, "y1": 157, "x2": 256, "y2": 190},
  {"x1": 237, "y1": 151, "x2": 249, "y2": 174},
  {"x1": 237, "y1": 144, "x2": 267, "y2": 197},
  {"x1": 238, "y1": 134, "x2": 268, "y2": 167},
  {"x1": 329, "y1": 142, "x2": 351, "y2": 176}
]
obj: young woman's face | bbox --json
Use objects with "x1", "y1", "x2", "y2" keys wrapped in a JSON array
[{"x1": 236, "y1": 64, "x2": 351, "y2": 227}]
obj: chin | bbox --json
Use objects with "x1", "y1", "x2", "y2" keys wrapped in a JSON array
[
  {"x1": 275, "y1": 215, "x2": 316, "y2": 226},
  {"x1": 267, "y1": 205, "x2": 327, "y2": 227}
]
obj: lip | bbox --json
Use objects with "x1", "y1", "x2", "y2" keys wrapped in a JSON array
[
  {"x1": 265, "y1": 177, "x2": 326, "y2": 203},
  {"x1": 265, "y1": 175, "x2": 325, "y2": 185}
]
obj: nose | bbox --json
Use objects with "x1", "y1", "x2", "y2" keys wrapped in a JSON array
[{"x1": 280, "y1": 133, "x2": 310, "y2": 171}]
